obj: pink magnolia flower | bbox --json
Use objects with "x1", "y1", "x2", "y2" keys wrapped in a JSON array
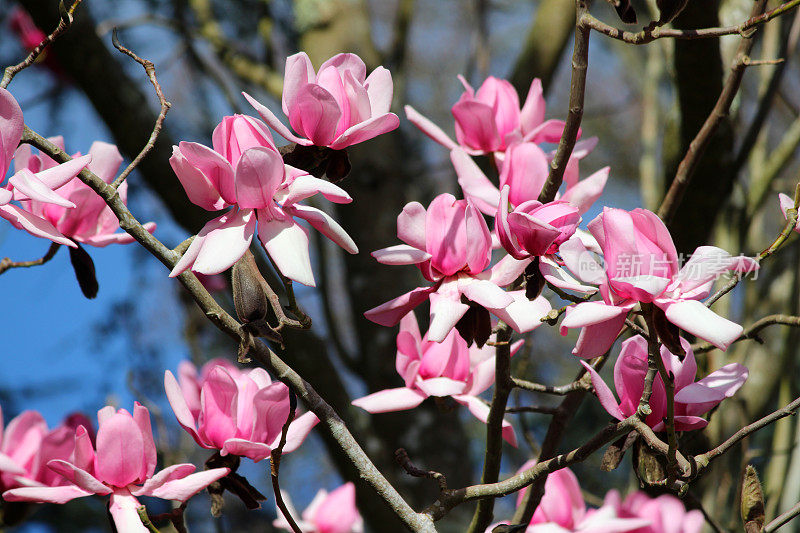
[
  {"x1": 452, "y1": 141, "x2": 608, "y2": 218},
  {"x1": 274, "y1": 482, "x2": 363, "y2": 533},
  {"x1": 244, "y1": 52, "x2": 399, "y2": 149},
  {"x1": 353, "y1": 312, "x2": 520, "y2": 445},
  {"x1": 0, "y1": 88, "x2": 91, "y2": 247},
  {"x1": 496, "y1": 187, "x2": 580, "y2": 259},
  {"x1": 489, "y1": 462, "x2": 649, "y2": 532},
  {"x1": 778, "y1": 192, "x2": 800, "y2": 233},
  {"x1": 0, "y1": 408, "x2": 93, "y2": 491},
  {"x1": 559, "y1": 208, "x2": 758, "y2": 357},
  {"x1": 3, "y1": 403, "x2": 229, "y2": 533},
  {"x1": 604, "y1": 490, "x2": 704, "y2": 533},
  {"x1": 14, "y1": 139, "x2": 156, "y2": 246},
  {"x1": 165, "y1": 359, "x2": 319, "y2": 462},
  {"x1": 169, "y1": 114, "x2": 357, "y2": 286},
  {"x1": 364, "y1": 193, "x2": 552, "y2": 342},
  {"x1": 581, "y1": 335, "x2": 748, "y2": 430},
  {"x1": 406, "y1": 76, "x2": 567, "y2": 155}
]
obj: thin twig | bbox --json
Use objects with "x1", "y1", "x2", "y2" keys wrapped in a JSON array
[
  {"x1": 705, "y1": 183, "x2": 800, "y2": 307},
  {"x1": 537, "y1": 4, "x2": 590, "y2": 203},
  {"x1": 511, "y1": 377, "x2": 590, "y2": 395},
  {"x1": 110, "y1": 29, "x2": 171, "y2": 189},
  {"x1": 1, "y1": 0, "x2": 83, "y2": 88},
  {"x1": 582, "y1": 0, "x2": 799, "y2": 44},
  {"x1": 765, "y1": 500, "x2": 800, "y2": 532},
  {"x1": 657, "y1": 0, "x2": 769, "y2": 225},
  {"x1": 0, "y1": 242, "x2": 60, "y2": 275},
  {"x1": 467, "y1": 323, "x2": 514, "y2": 533},
  {"x1": 271, "y1": 391, "x2": 302, "y2": 533},
  {"x1": 692, "y1": 314, "x2": 800, "y2": 353},
  {"x1": 506, "y1": 405, "x2": 559, "y2": 415},
  {"x1": 395, "y1": 448, "x2": 448, "y2": 492}
]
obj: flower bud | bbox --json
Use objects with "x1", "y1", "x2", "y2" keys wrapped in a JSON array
[
  {"x1": 232, "y1": 251, "x2": 268, "y2": 324},
  {"x1": 741, "y1": 465, "x2": 765, "y2": 533},
  {"x1": 68, "y1": 244, "x2": 98, "y2": 299}
]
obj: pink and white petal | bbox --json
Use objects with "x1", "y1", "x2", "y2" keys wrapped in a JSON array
[
  {"x1": 257, "y1": 213, "x2": 315, "y2": 286},
  {"x1": 660, "y1": 299, "x2": 742, "y2": 350},
  {"x1": 558, "y1": 236, "x2": 607, "y2": 285},
  {"x1": 8, "y1": 169, "x2": 75, "y2": 207},
  {"x1": 484, "y1": 254, "x2": 532, "y2": 287},
  {"x1": 451, "y1": 100, "x2": 500, "y2": 151},
  {"x1": 571, "y1": 137, "x2": 599, "y2": 160},
  {"x1": 539, "y1": 257, "x2": 598, "y2": 295},
  {"x1": 428, "y1": 292, "x2": 470, "y2": 343},
  {"x1": 0, "y1": 88, "x2": 23, "y2": 174},
  {"x1": 610, "y1": 275, "x2": 670, "y2": 301},
  {"x1": 139, "y1": 467, "x2": 230, "y2": 501},
  {"x1": 451, "y1": 148, "x2": 500, "y2": 215},
  {"x1": 460, "y1": 279, "x2": 514, "y2": 309},
  {"x1": 416, "y1": 377, "x2": 468, "y2": 397},
  {"x1": 365, "y1": 67, "x2": 393, "y2": 116},
  {"x1": 397, "y1": 201, "x2": 427, "y2": 249},
  {"x1": 666, "y1": 416, "x2": 708, "y2": 431},
  {"x1": 560, "y1": 166, "x2": 609, "y2": 215},
  {"x1": 45, "y1": 460, "x2": 111, "y2": 495},
  {"x1": 2, "y1": 485, "x2": 93, "y2": 504},
  {"x1": 280, "y1": 174, "x2": 352, "y2": 206},
  {"x1": 372, "y1": 244, "x2": 431, "y2": 265},
  {"x1": 364, "y1": 286, "x2": 436, "y2": 327},
  {"x1": 465, "y1": 355, "x2": 496, "y2": 396},
  {"x1": 244, "y1": 92, "x2": 311, "y2": 145},
  {"x1": 191, "y1": 209, "x2": 255, "y2": 275},
  {"x1": 675, "y1": 363, "x2": 748, "y2": 404},
  {"x1": 30, "y1": 154, "x2": 92, "y2": 191},
  {"x1": 519, "y1": 78, "x2": 545, "y2": 134},
  {"x1": 351, "y1": 388, "x2": 427, "y2": 413},
  {"x1": 86, "y1": 142, "x2": 123, "y2": 182},
  {"x1": 288, "y1": 204, "x2": 358, "y2": 254},
  {"x1": 579, "y1": 361, "x2": 625, "y2": 420},
  {"x1": 0, "y1": 204, "x2": 75, "y2": 247},
  {"x1": 221, "y1": 439, "x2": 272, "y2": 462},
  {"x1": 81, "y1": 222, "x2": 156, "y2": 248},
  {"x1": 404, "y1": 105, "x2": 460, "y2": 151},
  {"x1": 569, "y1": 313, "x2": 628, "y2": 359},
  {"x1": 164, "y1": 371, "x2": 201, "y2": 441},
  {"x1": 329, "y1": 113, "x2": 400, "y2": 150},
  {"x1": 779, "y1": 192, "x2": 800, "y2": 232},
  {"x1": 0, "y1": 452, "x2": 25, "y2": 475},
  {"x1": 0, "y1": 187, "x2": 11, "y2": 205},
  {"x1": 561, "y1": 301, "x2": 628, "y2": 330},
  {"x1": 488, "y1": 292, "x2": 551, "y2": 334},
  {"x1": 277, "y1": 412, "x2": 320, "y2": 453},
  {"x1": 130, "y1": 464, "x2": 196, "y2": 497},
  {"x1": 458, "y1": 396, "x2": 517, "y2": 446},
  {"x1": 108, "y1": 491, "x2": 148, "y2": 533}
]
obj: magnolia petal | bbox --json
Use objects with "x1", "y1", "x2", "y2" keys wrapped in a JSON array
[
  {"x1": 351, "y1": 388, "x2": 427, "y2": 413},
  {"x1": 108, "y1": 491, "x2": 148, "y2": 533},
  {"x1": 428, "y1": 292, "x2": 470, "y2": 343},
  {"x1": 289, "y1": 204, "x2": 358, "y2": 254},
  {"x1": 2, "y1": 485, "x2": 93, "y2": 504},
  {"x1": 489, "y1": 292, "x2": 551, "y2": 334},
  {"x1": 416, "y1": 377, "x2": 468, "y2": 397},
  {"x1": 276, "y1": 412, "x2": 320, "y2": 454},
  {"x1": 660, "y1": 299, "x2": 742, "y2": 350},
  {"x1": 244, "y1": 92, "x2": 311, "y2": 146},
  {"x1": 258, "y1": 213, "x2": 314, "y2": 286},
  {"x1": 364, "y1": 286, "x2": 435, "y2": 327},
  {"x1": 580, "y1": 361, "x2": 625, "y2": 421},
  {"x1": 9, "y1": 169, "x2": 75, "y2": 207},
  {"x1": 139, "y1": 467, "x2": 229, "y2": 501},
  {"x1": 31, "y1": 154, "x2": 92, "y2": 191},
  {"x1": 539, "y1": 257, "x2": 598, "y2": 295},
  {"x1": 46, "y1": 460, "x2": 112, "y2": 495},
  {"x1": 131, "y1": 463, "x2": 195, "y2": 496},
  {"x1": 404, "y1": 105, "x2": 460, "y2": 151},
  {"x1": 458, "y1": 395, "x2": 517, "y2": 447},
  {"x1": 372, "y1": 244, "x2": 431, "y2": 265},
  {"x1": 280, "y1": 174, "x2": 352, "y2": 206},
  {"x1": 675, "y1": 363, "x2": 748, "y2": 405},
  {"x1": 365, "y1": 66, "x2": 393, "y2": 116},
  {"x1": 0, "y1": 204, "x2": 75, "y2": 247},
  {"x1": 329, "y1": 113, "x2": 400, "y2": 150},
  {"x1": 451, "y1": 148, "x2": 500, "y2": 215}
]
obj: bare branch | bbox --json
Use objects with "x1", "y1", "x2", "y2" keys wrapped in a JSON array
[
  {"x1": 110, "y1": 29, "x2": 172, "y2": 189},
  {"x1": 0, "y1": 242, "x2": 60, "y2": 275}
]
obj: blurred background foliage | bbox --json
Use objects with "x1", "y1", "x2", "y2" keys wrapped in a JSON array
[{"x1": 0, "y1": 0, "x2": 799, "y2": 531}]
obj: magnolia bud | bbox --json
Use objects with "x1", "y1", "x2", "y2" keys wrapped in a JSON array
[
  {"x1": 741, "y1": 465, "x2": 765, "y2": 533},
  {"x1": 232, "y1": 251, "x2": 268, "y2": 324},
  {"x1": 68, "y1": 244, "x2": 99, "y2": 299},
  {"x1": 633, "y1": 438, "x2": 666, "y2": 485}
]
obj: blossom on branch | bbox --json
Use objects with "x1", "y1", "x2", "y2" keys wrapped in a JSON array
[
  {"x1": 0, "y1": 88, "x2": 91, "y2": 247},
  {"x1": 14, "y1": 138, "x2": 156, "y2": 246},
  {"x1": 169, "y1": 114, "x2": 357, "y2": 286},
  {"x1": 406, "y1": 76, "x2": 568, "y2": 155},
  {"x1": 489, "y1": 463, "x2": 649, "y2": 532},
  {"x1": 0, "y1": 407, "x2": 94, "y2": 491},
  {"x1": 165, "y1": 359, "x2": 319, "y2": 463},
  {"x1": 778, "y1": 192, "x2": 800, "y2": 233},
  {"x1": 274, "y1": 482, "x2": 363, "y2": 533},
  {"x1": 3, "y1": 403, "x2": 229, "y2": 533},
  {"x1": 581, "y1": 335, "x2": 748, "y2": 430},
  {"x1": 559, "y1": 208, "x2": 758, "y2": 357},
  {"x1": 364, "y1": 193, "x2": 551, "y2": 342},
  {"x1": 603, "y1": 490, "x2": 704, "y2": 533},
  {"x1": 244, "y1": 52, "x2": 399, "y2": 150},
  {"x1": 353, "y1": 311, "x2": 520, "y2": 445}
]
